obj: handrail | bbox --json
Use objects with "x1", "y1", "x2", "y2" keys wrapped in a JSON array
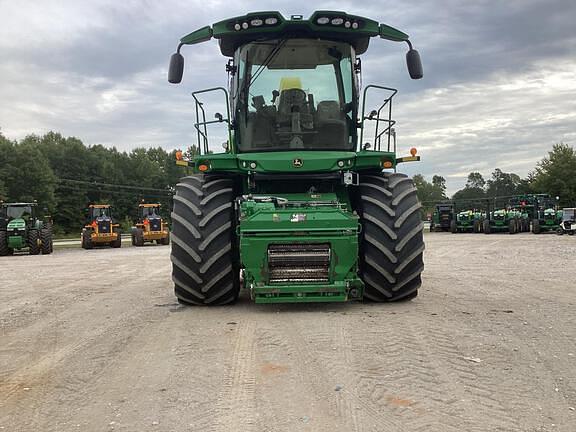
[
  {"x1": 359, "y1": 85, "x2": 397, "y2": 152},
  {"x1": 191, "y1": 87, "x2": 232, "y2": 154}
]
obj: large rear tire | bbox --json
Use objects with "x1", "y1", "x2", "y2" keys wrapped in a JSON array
[
  {"x1": 450, "y1": 220, "x2": 457, "y2": 234},
  {"x1": 0, "y1": 231, "x2": 9, "y2": 256},
  {"x1": 28, "y1": 230, "x2": 40, "y2": 255},
  {"x1": 111, "y1": 230, "x2": 122, "y2": 248},
  {"x1": 171, "y1": 175, "x2": 240, "y2": 306},
  {"x1": 162, "y1": 231, "x2": 170, "y2": 245},
  {"x1": 40, "y1": 226, "x2": 53, "y2": 254},
  {"x1": 134, "y1": 228, "x2": 144, "y2": 247},
  {"x1": 532, "y1": 219, "x2": 541, "y2": 234},
  {"x1": 357, "y1": 173, "x2": 425, "y2": 302},
  {"x1": 81, "y1": 230, "x2": 93, "y2": 249}
]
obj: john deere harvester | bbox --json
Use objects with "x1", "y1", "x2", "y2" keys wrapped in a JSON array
[
  {"x1": 0, "y1": 202, "x2": 53, "y2": 256},
  {"x1": 168, "y1": 11, "x2": 425, "y2": 305},
  {"x1": 131, "y1": 203, "x2": 170, "y2": 246},
  {"x1": 451, "y1": 210, "x2": 484, "y2": 233},
  {"x1": 81, "y1": 204, "x2": 122, "y2": 249}
]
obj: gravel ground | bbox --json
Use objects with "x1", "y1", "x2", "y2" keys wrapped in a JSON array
[{"x1": 1, "y1": 234, "x2": 575, "y2": 431}]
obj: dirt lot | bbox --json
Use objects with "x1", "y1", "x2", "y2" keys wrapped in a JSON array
[{"x1": 1, "y1": 234, "x2": 575, "y2": 431}]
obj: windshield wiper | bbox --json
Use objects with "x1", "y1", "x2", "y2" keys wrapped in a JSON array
[{"x1": 239, "y1": 39, "x2": 287, "y2": 102}]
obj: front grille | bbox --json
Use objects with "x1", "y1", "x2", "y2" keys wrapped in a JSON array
[
  {"x1": 150, "y1": 219, "x2": 161, "y2": 231},
  {"x1": 268, "y1": 243, "x2": 330, "y2": 284},
  {"x1": 98, "y1": 221, "x2": 110, "y2": 233}
]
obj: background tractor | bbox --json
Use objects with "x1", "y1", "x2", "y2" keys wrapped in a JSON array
[
  {"x1": 430, "y1": 203, "x2": 454, "y2": 232},
  {"x1": 451, "y1": 210, "x2": 484, "y2": 233},
  {"x1": 131, "y1": 203, "x2": 170, "y2": 246},
  {"x1": 81, "y1": 204, "x2": 122, "y2": 249},
  {"x1": 533, "y1": 208, "x2": 562, "y2": 234},
  {"x1": 484, "y1": 209, "x2": 521, "y2": 234},
  {"x1": 528, "y1": 194, "x2": 562, "y2": 234},
  {"x1": 0, "y1": 202, "x2": 52, "y2": 256},
  {"x1": 167, "y1": 11, "x2": 425, "y2": 305}
]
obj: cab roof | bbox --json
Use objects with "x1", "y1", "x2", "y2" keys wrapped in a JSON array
[
  {"x1": 179, "y1": 11, "x2": 410, "y2": 56},
  {"x1": 139, "y1": 203, "x2": 161, "y2": 208},
  {"x1": 1, "y1": 202, "x2": 37, "y2": 207},
  {"x1": 89, "y1": 204, "x2": 111, "y2": 209}
]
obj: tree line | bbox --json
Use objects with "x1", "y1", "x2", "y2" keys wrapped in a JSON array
[
  {"x1": 1, "y1": 130, "x2": 574, "y2": 234},
  {"x1": 414, "y1": 143, "x2": 576, "y2": 216},
  {"x1": 0, "y1": 131, "x2": 183, "y2": 235}
]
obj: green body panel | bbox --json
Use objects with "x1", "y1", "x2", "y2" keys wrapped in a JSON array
[
  {"x1": 5, "y1": 218, "x2": 28, "y2": 250},
  {"x1": 192, "y1": 151, "x2": 395, "y2": 175},
  {"x1": 239, "y1": 192, "x2": 363, "y2": 303},
  {"x1": 8, "y1": 235, "x2": 25, "y2": 249},
  {"x1": 180, "y1": 26, "x2": 213, "y2": 45}
]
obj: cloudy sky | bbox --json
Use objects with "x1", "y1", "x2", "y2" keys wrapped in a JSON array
[{"x1": 1, "y1": 0, "x2": 575, "y2": 194}]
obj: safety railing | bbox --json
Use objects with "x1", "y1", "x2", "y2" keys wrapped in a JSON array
[
  {"x1": 359, "y1": 85, "x2": 397, "y2": 152},
  {"x1": 191, "y1": 87, "x2": 232, "y2": 154}
]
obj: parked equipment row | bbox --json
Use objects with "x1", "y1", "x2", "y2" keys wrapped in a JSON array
[
  {"x1": 0, "y1": 201, "x2": 170, "y2": 256},
  {"x1": 430, "y1": 194, "x2": 575, "y2": 235}
]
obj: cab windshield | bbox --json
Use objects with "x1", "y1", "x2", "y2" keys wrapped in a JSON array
[
  {"x1": 236, "y1": 39, "x2": 355, "y2": 152},
  {"x1": 91, "y1": 207, "x2": 110, "y2": 218},
  {"x1": 141, "y1": 207, "x2": 159, "y2": 217},
  {"x1": 6, "y1": 205, "x2": 33, "y2": 219}
]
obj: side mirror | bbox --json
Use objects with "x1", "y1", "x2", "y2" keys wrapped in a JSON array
[
  {"x1": 406, "y1": 49, "x2": 423, "y2": 79},
  {"x1": 168, "y1": 52, "x2": 184, "y2": 84}
]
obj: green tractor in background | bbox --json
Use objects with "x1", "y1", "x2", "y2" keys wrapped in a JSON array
[
  {"x1": 530, "y1": 195, "x2": 562, "y2": 234},
  {"x1": 168, "y1": 11, "x2": 425, "y2": 305},
  {"x1": 0, "y1": 202, "x2": 53, "y2": 256},
  {"x1": 451, "y1": 210, "x2": 484, "y2": 233},
  {"x1": 484, "y1": 209, "x2": 521, "y2": 234},
  {"x1": 533, "y1": 208, "x2": 562, "y2": 234}
]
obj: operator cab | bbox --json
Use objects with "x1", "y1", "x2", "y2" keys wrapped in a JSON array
[
  {"x1": 2, "y1": 203, "x2": 36, "y2": 221},
  {"x1": 235, "y1": 39, "x2": 354, "y2": 152},
  {"x1": 139, "y1": 205, "x2": 161, "y2": 219},
  {"x1": 168, "y1": 11, "x2": 423, "y2": 159},
  {"x1": 87, "y1": 205, "x2": 113, "y2": 223}
]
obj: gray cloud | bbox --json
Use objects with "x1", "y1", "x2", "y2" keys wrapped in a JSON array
[{"x1": 0, "y1": 0, "x2": 575, "y2": 194}]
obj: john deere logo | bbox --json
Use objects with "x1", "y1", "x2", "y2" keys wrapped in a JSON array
[{"x1": 293, "y1": 158, "x2": 303, "y2": 168}]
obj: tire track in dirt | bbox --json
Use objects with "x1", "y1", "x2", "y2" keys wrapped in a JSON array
[
  {"x1": 272, "y1": 309, "x2": 408, "y2": 432},
  {"x1": 212, "y1": 320, "x2": 258, "y2": 432},
  {"x1": 349, "y1": 309, "x2": 464, "y2": 432}
]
